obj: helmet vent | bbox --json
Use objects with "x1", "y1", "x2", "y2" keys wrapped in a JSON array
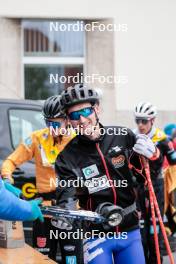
[
  {"x1": 88, "y1": 89, "x2": 93, "y2": 97},
  {"x1": 71, "y1": 89, "x2": 77, "y2": 99},
  {"x1": 79, "y1": 84, "x2": 83, "y2": 89},
  {"x1": 80, "y1": 90, "x2": 85, "y2": 98},
  {"x1": 65, "y1": 94, "x2": 70, "y2": 103},
  {"x1": 144, "y1": 107, "x2": 150, "y2": 113},
  {"x1": 139, "y1": 103, "x2": 145, "y2": 112}
]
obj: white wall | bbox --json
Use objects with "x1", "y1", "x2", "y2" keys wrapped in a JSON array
[{"x1": 114, "y1": 1, "x2": 176, "y2": 111}]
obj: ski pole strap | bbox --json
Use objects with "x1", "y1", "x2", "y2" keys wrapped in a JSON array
[{"x1": 123, "y1": 202, "x2": 136, "y2": 216}]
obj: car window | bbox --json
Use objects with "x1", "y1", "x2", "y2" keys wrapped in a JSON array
[{"x1": 9, "y1": 108, "x2": 45, "y2": 149}]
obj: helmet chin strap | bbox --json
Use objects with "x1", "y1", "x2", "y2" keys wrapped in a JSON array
[
  {"x1": 90, "y1": 107, "x2": 100, "y2": 136},
  {"x1": 94, "y1": 109, "x2": 99, "y2": 128},
  {"x1": 147, "y1": 126, "x2": 156, "y2": 139}
]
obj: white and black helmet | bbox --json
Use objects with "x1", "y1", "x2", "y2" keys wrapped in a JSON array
[
  {"x1": 42, "y1": 95, "x2": 65, "y2": 119},
  {"x1": 61, "y1": 84, "x2": 100, "y2": 109},
  {"x1": 134, "y1": 102, "x2": 157, "y2": 119}
]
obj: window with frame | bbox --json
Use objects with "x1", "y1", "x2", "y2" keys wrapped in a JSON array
[
  {"x1": 22, "y1": 20, "x2": 85, "y2": 99},
  {"x1": 9, "y1": 109, "x2": 45, "y2": 148}
]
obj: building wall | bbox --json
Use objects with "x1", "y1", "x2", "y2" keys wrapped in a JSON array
[
  {"x1": 114, "y1": 1, "x2": 176, "y2": 111},
  {"x1": 0, "y1": 18, "x2": 22, "y2": 98},
  {"x1": 86, "y1": 19, "x2": 116, "y2": 125}
]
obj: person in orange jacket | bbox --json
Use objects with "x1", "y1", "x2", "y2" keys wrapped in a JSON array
[{"x1": 1, "y1": 95, "x2": 75, "y2": 261}]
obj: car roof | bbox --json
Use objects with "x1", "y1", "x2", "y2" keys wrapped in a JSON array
[{"x1": 0, "y1": 99, "x2": 43, "y2": 107}]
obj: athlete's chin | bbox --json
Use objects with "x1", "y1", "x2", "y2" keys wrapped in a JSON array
[
  {"x1": 139, "y1": 129, "x2": 146, "y2": 134},
  {"x1": 79, "y1": 123, "x2": 92, "y2": 133}
]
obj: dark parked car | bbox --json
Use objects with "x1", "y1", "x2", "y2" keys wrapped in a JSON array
[{"x1": 0, "y1": 99, "x2": 45, "y2": 245}]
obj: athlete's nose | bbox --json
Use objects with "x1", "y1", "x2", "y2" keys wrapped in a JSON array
[{"x1": 79, "y1": 115, "x2": 88, "y2": 124}]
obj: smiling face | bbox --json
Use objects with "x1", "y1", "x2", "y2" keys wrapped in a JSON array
[{"x1": 67, "y1": 102, "x2": 100, "y2": 139}]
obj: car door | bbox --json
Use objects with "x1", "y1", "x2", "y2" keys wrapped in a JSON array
[{"x1": 0, "y1": 101, "x2": 45, "y2": 246}]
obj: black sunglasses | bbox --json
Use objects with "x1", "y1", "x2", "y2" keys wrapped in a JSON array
[{"x1": 135, "y1": 119, "x2": 149, "y2": 125}]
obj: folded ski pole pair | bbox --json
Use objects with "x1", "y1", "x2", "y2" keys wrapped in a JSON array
[{"x1": 141, "y1": 156, "x2": 174, "y2": 264}]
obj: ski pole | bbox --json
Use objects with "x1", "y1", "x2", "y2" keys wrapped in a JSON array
[
  {"x1": 141, "y1": 156, "x2": 174, "y2": 264},
  {"x1": 141, "y1": 156, "x2": 161, "y2": 264}
]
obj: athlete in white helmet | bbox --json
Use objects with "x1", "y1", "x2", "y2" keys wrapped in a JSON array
[
  {"x1": 135, "y1": 101, "x2": 157, "y2": 118},
  {"x1": 134, "y1": 101, "x2": 176, "y2": 264}
]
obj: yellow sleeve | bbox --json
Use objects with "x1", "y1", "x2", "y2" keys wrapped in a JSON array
[{"x1": 1, "y1": 134, "x2": 35, "y2": 181}]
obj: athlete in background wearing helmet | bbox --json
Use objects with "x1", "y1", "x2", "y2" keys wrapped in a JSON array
[
  {"x1": 53, "y1": 84, "x2": 160, "y2": 264},
  {"x1": 134, "y1": 102, "x2": 176, "y2": 264},
  {"x1": 1, "y1": 95, "x2": 75, "y2": 261},
  {"x1": 164, "y1": 124, "x2": 176, "y2": 139},
  {"x1": 164, "y1": 124, "x2": 176, "y2": 167}
]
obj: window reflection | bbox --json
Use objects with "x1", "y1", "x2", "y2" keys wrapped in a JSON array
[{"x1": 23, "y1": 20, "x2": 85, "y2": 57}]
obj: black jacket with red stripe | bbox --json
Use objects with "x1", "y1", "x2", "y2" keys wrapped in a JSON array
[{"x1": 55, "y1": 126, "x2": 143, "y2": 232}]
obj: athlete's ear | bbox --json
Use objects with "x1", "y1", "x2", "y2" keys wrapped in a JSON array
[
  {"x1": 93, "y1": 103, "x2": 100, "y2": 116},
  {"x1": 151, "y1": 118, "x2": 155, "y2": 126},
  {"x1": 66, "y1": 114, "x2": 71, "y2": 123}
]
